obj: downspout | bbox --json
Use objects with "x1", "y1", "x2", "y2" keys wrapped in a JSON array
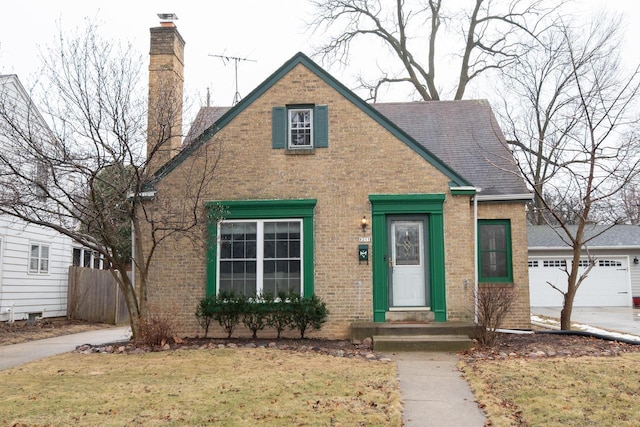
[
  {"x1": 473, "y1": 188, "x2": 482, "y2": 324},
  {"x1": 131, "y1": 219, "x2": 135, "y2": 289}
]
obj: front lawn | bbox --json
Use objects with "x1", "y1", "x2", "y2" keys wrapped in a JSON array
[
  {"x1": 461, "y1": 353, "x2": 640, "y2": 426},
  {"x1": 0, "y1": 348, "x2": 401, "y2": 426}
]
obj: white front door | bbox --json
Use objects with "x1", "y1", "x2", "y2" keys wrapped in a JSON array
[{"x1": 390, "y1": 220, "x2": 427, "y2": 307}]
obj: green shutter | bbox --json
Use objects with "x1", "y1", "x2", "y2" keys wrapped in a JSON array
[
  {"x1": 314, "y1": 105, "x2": 328, "y2": 148},
  {"x1": 272, "y1": 107, "x2": 286, "y2": 149}
]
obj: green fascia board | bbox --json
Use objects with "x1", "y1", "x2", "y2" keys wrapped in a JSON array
[
  {"x1": 450, "y1": 189, "x2": 477, "y2": 195},
  {"x1": 369, "y1": 194, "x2": 446, "y2": 214},
  {"x1": 205, "y1": 199, "x2": 316, "y2": 298},
  {"x1": 147, "y1": 52, "x2": 472, "y2": 189},
  {"x1": 449, "y1": 183, "x2": 477, "y2": 196}
]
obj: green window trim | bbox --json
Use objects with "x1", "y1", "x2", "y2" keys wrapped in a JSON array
[
  {"x1": 477, "y1": 219, "x2": 513, "y2": 283},
  {"x1": 205, "y1": 199, "x2": 316, "y2": 297},
  {"x1": 272, "y1": 105, "x2": 328, "y2": 149}
]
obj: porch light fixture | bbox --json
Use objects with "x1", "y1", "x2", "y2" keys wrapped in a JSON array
[
  {"x1": 360, "y1": 216, "x2": 368, "y2": 233},
  {"x1": 634, "y1": 256, "x2": 639, "y2": 265}
]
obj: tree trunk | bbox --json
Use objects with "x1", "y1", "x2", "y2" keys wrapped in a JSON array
[
  {"x1": 560, "y1": 292, "x2": 574, "y2": 330},
  {"x1": 111, "y1": 266, "x2": 142, "y2": 342}
]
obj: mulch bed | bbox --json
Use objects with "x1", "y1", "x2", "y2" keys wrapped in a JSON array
[
  {"x1": 75, "y1": 331, "x2": 640, "y2": 363},
  {"x1": 462, "y1": 331, "x2": 640, "y2": 362}
]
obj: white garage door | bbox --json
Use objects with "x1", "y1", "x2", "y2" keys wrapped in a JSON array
[{"x1": 529, "y1": 256, "x2": 631, "y2": 307}]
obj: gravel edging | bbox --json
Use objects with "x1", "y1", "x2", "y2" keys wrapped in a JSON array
[{"x1": 74, "y1": 337, "x2": 393, "y2": 362}]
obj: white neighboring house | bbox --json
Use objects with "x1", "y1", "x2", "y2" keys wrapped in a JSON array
[
  {"x1": 0, "y1": 74, "x2": 99, "y2": 322},
  {"x1": 0, "y1": 216, "x2": 75, "y2": 321},
  {"x1": 528, "y1": 224, "x2": 640, "y2": 308}
]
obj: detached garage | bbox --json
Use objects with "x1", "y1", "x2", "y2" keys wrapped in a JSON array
[{"x1": 528, "y1": 225, "x2": 640, "y2": 307}]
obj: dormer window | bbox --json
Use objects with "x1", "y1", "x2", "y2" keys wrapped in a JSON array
[
  {"x1": 272, "y1": 105, "x2": 328, "y2": 150},
  {"x1": 289, "y1": 108, "x2": 313, "y2": 148}
]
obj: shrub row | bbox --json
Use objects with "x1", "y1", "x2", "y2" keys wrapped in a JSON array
[{"x1": 196, "y1": 291, "x2": 328, "y2": 339}]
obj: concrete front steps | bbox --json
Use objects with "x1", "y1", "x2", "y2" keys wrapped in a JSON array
[{"x1": 351, "y1": 321, "x2": 476, "y2": 352}]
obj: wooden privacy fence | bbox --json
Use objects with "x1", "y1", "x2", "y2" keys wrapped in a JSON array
[{"x1": 67, "y1": 266, "x2": 130, "y2": 324}]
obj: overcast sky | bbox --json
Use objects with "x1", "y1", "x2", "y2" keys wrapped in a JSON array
[{"x1": 2, "y1": 0, "x2": 640, "y2": 111}]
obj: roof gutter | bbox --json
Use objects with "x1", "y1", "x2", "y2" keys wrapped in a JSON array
[
  {"x1": 529, "y1": 245, "x2": 640, "y2": 251},
  {"x1": 475, "y1": 193, "x2": 533, "y2": 202}
]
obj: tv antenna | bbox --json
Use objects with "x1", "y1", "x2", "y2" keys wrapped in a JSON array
[{"x1": 209, "y1": 53, "x2": 257, "y2": 106}]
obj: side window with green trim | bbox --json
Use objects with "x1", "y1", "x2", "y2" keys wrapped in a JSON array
[
  {"x1": 478, "y1": 219, "x2": 513, "y2": 283},
  {"x1": 272, "y1": 105, "x2": 328, "y2": 149}
]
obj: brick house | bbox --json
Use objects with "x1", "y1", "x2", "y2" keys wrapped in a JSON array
[{"x1": 142, "y1": 22, "x2": 532, "y2": 339}]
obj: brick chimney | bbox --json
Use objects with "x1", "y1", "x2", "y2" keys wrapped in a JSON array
[{"x1": 147, "y1": 15, "x2": 185, "y2": 173}]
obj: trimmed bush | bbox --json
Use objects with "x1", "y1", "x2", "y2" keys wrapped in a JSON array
[
  {"x1": 195, "y1": 294, "x2": 217, "y2": 338},
  {"x1": 242, "y1": 297, "x2": 268, "y2": 339},
  {"x1": 288, "y1": 294, "x2": 329, "y2": 339},
  {"x1": 265, "y1": 292, "x2": 292, "y2": 339},
  {"x1": 195, "y1": 292, "x2": 328, "y2": 339},
  {"x1": 214, "y1": 292, "x2": 244, "y2": 339}
]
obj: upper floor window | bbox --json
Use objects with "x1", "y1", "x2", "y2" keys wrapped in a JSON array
[
  {"x1": 478, "y1": 219, "x2": 512, "y2": 283},
  {"x1": 34, "y1": 160, "x2": 49, "y2": 200},
  {"x1": 272, "y1": 105, "x2": 328, "y2": 150},
  {"x1": 289, "y1": 109, "x2": 313, "y2": 148},
  {"x1": 29, "y1": 243, "x2": 49, "y2": 274}
]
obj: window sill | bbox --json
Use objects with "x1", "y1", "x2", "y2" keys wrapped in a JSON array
[{"x1": 285, "y1": 148, "x2": 316, "y2": 155}]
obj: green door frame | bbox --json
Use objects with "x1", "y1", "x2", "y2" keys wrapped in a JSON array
[{"x1": 369, "y1": 194, "x2": 447, "y2": 322}]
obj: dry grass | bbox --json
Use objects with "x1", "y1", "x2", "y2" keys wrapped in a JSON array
[
  {"x1": 0, "y1": 348, "x2": 401, "y2": 426},
  {"x1": 461, "y1": 353, "x2": 640, "y2": 426}
]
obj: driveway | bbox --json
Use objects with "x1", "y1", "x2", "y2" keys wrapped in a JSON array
[{"x1": 532, "y1": 306, "x2": 640, "y2": 336}]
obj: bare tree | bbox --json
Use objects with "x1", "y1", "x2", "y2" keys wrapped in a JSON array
[
  {"x1": 620, "y1": 184, "x2": 640, "y2": 225},
  {"x1": 500, "y1": 15, "x2": 640, "y2": 329},
  {"x1": 0, "y1": 23, "x2": 223, "y2": 342},
  {"x1": 309, "y1": 0, "x2": 561, "y2": 101}
]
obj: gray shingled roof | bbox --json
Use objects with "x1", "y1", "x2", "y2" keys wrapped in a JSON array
[
  {"x1": 183, "y1": 106, "x2": 229, "y2": 147},
  {"x1": 528, "y1": 224, "x2": 640, "y2": 248},
  {"x1": 183, "y1": 100, "x2": 529, "y2": 197},
  {"x1": 373, "y1": 100, "x2": 529, "y2": 197}
]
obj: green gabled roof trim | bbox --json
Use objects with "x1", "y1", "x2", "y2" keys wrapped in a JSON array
[{"x1": 148, "y1": 52, "x2": 472, "y2": 188}]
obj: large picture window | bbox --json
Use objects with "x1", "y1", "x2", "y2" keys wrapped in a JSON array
[
  {"x1": 218, "y1": 219, "x2": 302, "y2": 297},
  {"x1": 478, "y1": 220, "x2": 512, "y2": 283},
  {"x1": 207, "y1": 199, "x2": 316, "y2": 298}
]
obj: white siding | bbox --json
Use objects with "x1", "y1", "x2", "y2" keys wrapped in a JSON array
[{"x1": 0, "y1": 216, "x2": 73, "y2": 321}]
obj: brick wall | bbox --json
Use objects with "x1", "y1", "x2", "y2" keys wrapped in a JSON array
[
  {"x1": 140, "y1": 63, "x2": 531, "y2": 338},
  {"x1": 477, "y1": 202, "x2": 532, "y2": 329}
]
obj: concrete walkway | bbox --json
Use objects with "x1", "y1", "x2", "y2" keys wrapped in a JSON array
[
  {"x1": 389, "y1": 351, "x2": 486, "y2": 427},
  {"x1": 0, "y1": 326, "x2": 130, "y2": 371}
]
